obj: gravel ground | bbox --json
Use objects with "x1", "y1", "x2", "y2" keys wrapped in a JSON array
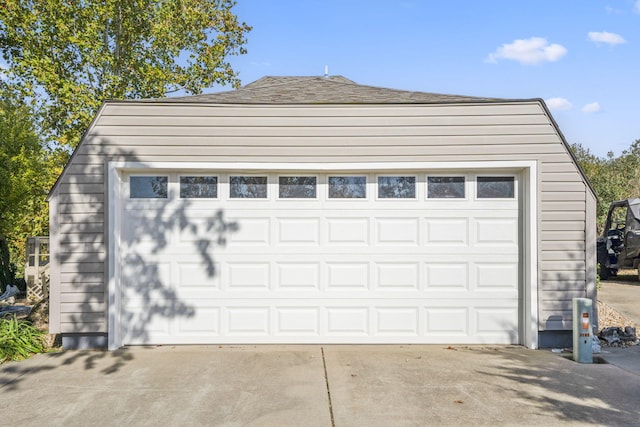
[
  {"x1": 598, "y1": 269, "x2": 640, "y2": 331},
  {"x1": 597, "y1": 270, "x2": 639, "y2": 347},
  {"x1": 597, "y1": 300, "x2": 639, "y2": 331}
]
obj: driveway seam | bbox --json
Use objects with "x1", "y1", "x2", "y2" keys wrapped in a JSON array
[{"x1": 321, "y1": 346, "x2": 336, "y2": 427}]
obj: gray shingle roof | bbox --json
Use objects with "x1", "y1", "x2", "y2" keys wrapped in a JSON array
[{"x1": 159, "y1": 76, "x2": 502, "y2": 104}]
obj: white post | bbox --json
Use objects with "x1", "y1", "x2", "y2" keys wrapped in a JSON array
[{"x1": 573, "y1": 298, "x2": 593, "y2": 363}]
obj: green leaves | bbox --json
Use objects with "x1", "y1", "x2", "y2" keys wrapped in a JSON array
[
  {"x1": 0, "y1": 0, "x2": 251, "y2": 148},
  {"x1": 0, "y1": 1, "x2": 250, "y2": 270},
  {"x1": 0, "y1": 91, "x2": 62, "y2": 272},
  {"x1": 572, "y1": 141, "x2": 640, "y2": 232},
  {"x1": 0, "y1": 315, "x2": 48, "y2": 363}
]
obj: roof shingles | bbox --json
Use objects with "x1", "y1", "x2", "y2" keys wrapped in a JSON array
[{"x1": 159, "y1": 76, "x2": 502, "y2": 104}]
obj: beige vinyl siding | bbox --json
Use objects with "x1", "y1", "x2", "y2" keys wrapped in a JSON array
[{"x1": 50, "y1": 101, "x2": 593, "y2": 334}]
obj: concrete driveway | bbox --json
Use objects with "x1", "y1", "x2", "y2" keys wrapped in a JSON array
[
  {"x1": 2, "y1": 345, "x2": 639, "y2": 426},
  {"x1": 599, "y1": 277, "x2": 640, "y2": 327}
]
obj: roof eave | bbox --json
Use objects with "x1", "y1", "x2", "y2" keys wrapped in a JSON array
[
  {"x1": 536, "y1": 98, "x2": 598, "y2": 201},
  {"x1": 46, "y1": 101, "x2": 109, "y2": 201}
]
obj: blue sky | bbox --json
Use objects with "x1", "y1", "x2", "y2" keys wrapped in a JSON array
[{"x1": 226, "y1": 0, "x2": 640, "y2": 157}]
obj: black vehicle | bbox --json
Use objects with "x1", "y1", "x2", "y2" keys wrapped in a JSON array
[{"x1": 597, "y1": 198, "x2": 640, "y2": 281}]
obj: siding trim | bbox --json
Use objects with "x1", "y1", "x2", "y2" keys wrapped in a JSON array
[
  {"x1": 106, "y1": 160, "x2": 539, "y2": 350},
  {"x1": 586, "y1": 190, "x2": 597, "y2": 326},
  {"x1": 107, "y1": 166, "x2": 123, "y2": 350},
  {"x1": 49, "y1": 194, "x2": 61, "y2": 333},
  {"x1": 107, "y1": 160, "x2": 539, "y2": 172},
  {"x1": 523, "y1": 166, "x2": 539, "y2": 349}
]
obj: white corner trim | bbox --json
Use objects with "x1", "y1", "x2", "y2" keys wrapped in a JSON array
[
  {"x1": 48, "y1": 195, "x2": 61, "y2": 334},
  {"x1": 107, "y1": 165, "x2": 123, "y2": 350},
  {"x1": 525, "y1": 164, "x2": 539, "y2": 349},
  {"x1": 106, "y1": 160, "x2": 539, "y2": 349}
]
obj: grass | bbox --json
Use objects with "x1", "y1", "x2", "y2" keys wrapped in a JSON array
[{"x1": 0, "y1": 315, "x2": 47, "y2": 363}]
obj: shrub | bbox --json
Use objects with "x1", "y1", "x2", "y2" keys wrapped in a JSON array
[{"x1": 0, "y1": 315, "x2": 47, "y2": 363}]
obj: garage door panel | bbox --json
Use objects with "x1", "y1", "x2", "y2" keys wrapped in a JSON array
[
  {"x1": 226, "y1": 262, "x2": 270, "y2": 290},
  {"x1": 225, "y1": 307, "x2": 270, "y2": 336},
  {"x1": 149, "y1": 244, "x2": 519, "y2": 257},
  {"x1": 276, "y1": 262, "x2": 321, "y2": 289},
  {"x1": 373, "y1": 262, "x2": 420, "y2": 290},
  {"x1": 121, "y1": 260, "x2": 171, "y2": 300},
  {"x1": 474, "y1": 217, "x2": 519, "y2": 247},
  {"x1": 177, "y1": 262, "x2": 221, "y2": 290},
  {"x1": 122, "y1": 300, "x2": 519, "y2": 344},
  {"x1": 228, "y1": 218, "x2": 271, "y2": 246},
  {"x1": 122, "y1": 310, "x2": 172, "y2": 344},
  {"x1": 474, "y1": 306, "x2": 519, "y2": 339},
  {"x1": 375, "y1": 218, "x2": 419, "y2": 246},
  {"x1": 425, "y1": 218, "x2": 469, "y2": 246},
  {"x1": 475, "y1": 262, "x2": 519, "y2": 290},
  {"x1": 123, "y1": 216, "x2": 173, "y2": 248},
  {"x1": 121, "y1": 170, "x2": 522, "y2": 345},
  {"x1": 374, "y1": 307, "x2": 420, "y2": 336},
  {"x1": 326, "y1": 217, "x2": 370, "y2": 245},
  {"x1": 326, "y1": 262, "x2": 370, "y2": 290},
  {"x1": 277, "y1": 218, "x2": 320, "y2": 245},
  {"x1": 176, "y1": 307, "x2": 220, "y2": 335},
  {"x1": 326, "y1": 306, "x2": 370, "y2": 336},
  {"x1": 275, "y1": 307, "x2": 320, "y2": 335},
  {"x1": 424, "y1": 307, "x2": 469, "y2": 335},
  {"x1": 425, "y1": 263, "x2": 469, "y2": 290}
]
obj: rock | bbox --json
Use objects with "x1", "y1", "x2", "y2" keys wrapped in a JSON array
[
  {"x1": 624, "y1": 326, "x2": 637, "y2": 339},
  {"x1": 598, "y1": 326, "x2": 639, "y2": 347}
]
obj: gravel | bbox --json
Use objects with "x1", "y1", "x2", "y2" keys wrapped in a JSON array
[{"x1": 597, "y1": 300, "x2": 639, "y2": 331}]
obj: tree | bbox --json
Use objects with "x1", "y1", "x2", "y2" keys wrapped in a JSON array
[
  {"x1": 0, "y1": 0, "x2": 251, "y2": 148},
  {"x1": 571, "y1": 141, "x2": 640, "y2": 232},
  {"x1": 0, "y1": 90, "x2": 61, "y2": 277}
]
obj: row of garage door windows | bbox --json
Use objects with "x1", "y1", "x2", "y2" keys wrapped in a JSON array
[{"x1": 129, "y1": 175, "x2": 516, "y2": 200}]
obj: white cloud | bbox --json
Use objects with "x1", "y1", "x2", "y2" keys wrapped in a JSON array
[
  {"x1": 486, "y1": 37, "x2": 567, "y2": 65},
  {"x1": 588, "y1": 31, "x2": 626, "y2": 45},
  {"x1": 545, "y1": 97, "x2": 572, "y2": 111},
  {"x1": 582, "y1": 102, "x2": 601, "y2": 113}
]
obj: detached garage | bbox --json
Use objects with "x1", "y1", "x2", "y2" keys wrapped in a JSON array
[{"x1": 47, "y1": 76, "x2": 596, "y2": 350}]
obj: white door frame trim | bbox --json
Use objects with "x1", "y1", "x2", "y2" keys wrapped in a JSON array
[{"x1": 107, "y1": 160, "x2": 538, "y2": 350}]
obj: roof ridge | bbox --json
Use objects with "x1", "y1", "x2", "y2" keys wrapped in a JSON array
[
  {"x1": 244, "y1": 75, "x2": 356, "y2": 89},
  {"x1": 157, "y1": 75, "x2": 504, "y2": 103}
]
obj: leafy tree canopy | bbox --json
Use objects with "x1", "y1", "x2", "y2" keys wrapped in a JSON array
[
  {"x1": 0, "y1": 89, "x2": 62, "y2": 274},
  {"x1": 0, "y1": 0, "x2": 251, "y2": 148},
  {"x1": 571, "y1": 140, "x2": 640, "y2": 232}
]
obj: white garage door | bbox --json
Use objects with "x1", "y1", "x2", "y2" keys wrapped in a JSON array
[{"x1": 120, "y1": 171, "x2": 521, "y2": 345}]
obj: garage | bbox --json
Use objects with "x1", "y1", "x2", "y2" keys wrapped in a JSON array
[
  {"x1": 119, "y1": 169, "x2": 522, "y2": 345},
  {"x1": 48, "y1": 75, "x2": 597, "y2": 350}
]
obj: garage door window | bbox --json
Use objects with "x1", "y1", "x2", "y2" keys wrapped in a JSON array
[
  {"x1": 279, "y1": 176, "x2": 317, "y2": 199},
  {"x1": 129, "y1": 176, "x2": 168, "y2": 199},
  {"x1": 427, "y1": 176, "x2": 465, "y2": 199},
  {"x1": 477, "y1": 176, "x2": 515, "y2": 198},
  {"x1": 180, "y1": 176, "x2": 218, "y2": 199},
  {"x1": 328, "y1": 176, "x2": 367, "y2": 199},
  {"x1": 230, "y1": 176, "x2": 268, "y2": 198},
  {"x1": 377, "y1": 176, "x2": 416, "y2": 199}
]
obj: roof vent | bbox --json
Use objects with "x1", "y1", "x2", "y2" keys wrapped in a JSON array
[{"x1": 324, "y1": 65, "x2": 329, "y2": 78}]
